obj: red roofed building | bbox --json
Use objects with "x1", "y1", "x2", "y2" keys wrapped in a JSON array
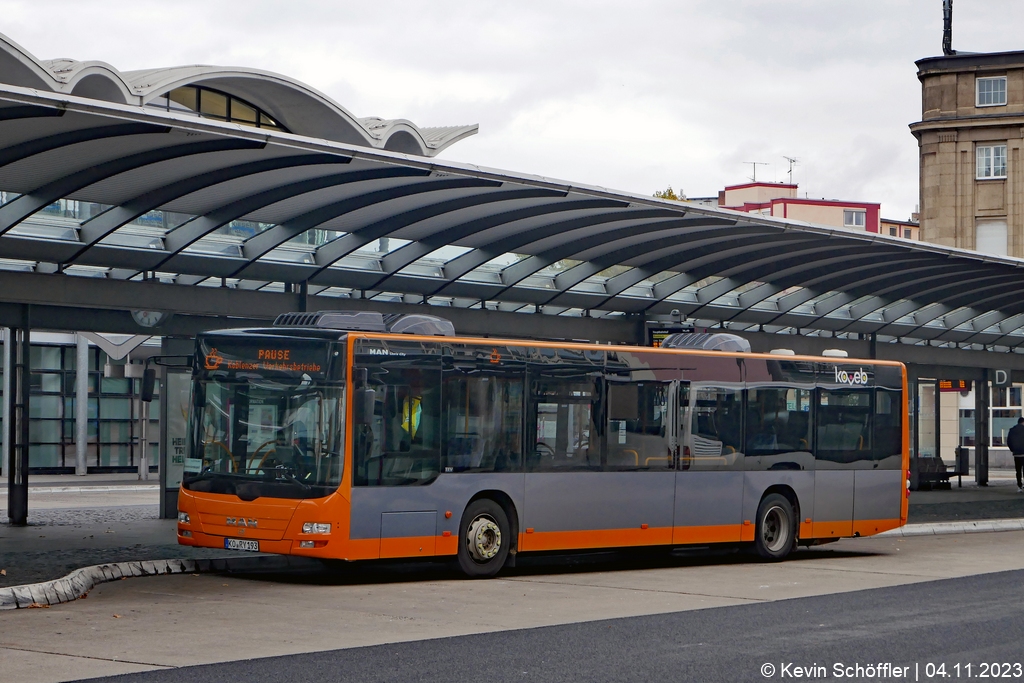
[{"x1": 717, "y1": 182, "x2": 882, "y2": 234}]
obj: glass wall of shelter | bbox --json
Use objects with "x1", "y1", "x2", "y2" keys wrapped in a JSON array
[
  {"x1": 912, "y1": 377, "x2": 1024, "y2": 470},
  {"x1": 0, "y1": 337, "x2": 160, "y2": 473}
]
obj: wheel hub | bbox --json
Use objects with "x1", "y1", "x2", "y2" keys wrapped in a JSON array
[
  {"x1": 466, "y1": 516, "x2": 501, "y2": 561},
  {"x1": 762, "y1": 505, "x2": 789, "y2": 552}
]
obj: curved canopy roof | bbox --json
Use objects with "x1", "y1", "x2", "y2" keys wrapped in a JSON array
[
  {"x1": 1, "y1": 82, "x2": 1024, "y2": 351},
  {"x1": 0, "y1": 32, "x2": 476, "y2": 157}
]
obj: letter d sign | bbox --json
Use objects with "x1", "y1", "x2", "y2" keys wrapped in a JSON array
[{"x1": 994, "y1": 369, "x2": 1012, "y2": 387}]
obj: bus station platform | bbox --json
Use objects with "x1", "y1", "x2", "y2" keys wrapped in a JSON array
[{"x1": 3, "y1": 472, "x2": 1024, "y2": 598}]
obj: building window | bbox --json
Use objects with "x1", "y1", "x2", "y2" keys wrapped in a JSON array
[
  {"x1": 904, "y1": 228, "x2": 912, "y2": 239},
  {"x1": 977, "y1": 76, "x2": 1007, "y2": 107},
  {"x1": 976, "y1": 218, "x2": 1008, "y2": 256},
  {"x1": 146, "y1": 85, "x2": 288, "y2": 132},
  {"x1": 889, "y1": 227, "x2": 898, "y2": 236},
  {"x1": 843, "y1": 210, "x2": 866, "y2": 228},
  {"x1": 976, "y1": 145, "x2": 1007, "y2": 179}
]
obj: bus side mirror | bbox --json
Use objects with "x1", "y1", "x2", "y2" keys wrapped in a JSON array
[
  {"x1": 140, "y1": 368, "x2": 156, "y2": 402},
  {"x1": 354, "y1": 388, "x2": 375, "y2": 425}
]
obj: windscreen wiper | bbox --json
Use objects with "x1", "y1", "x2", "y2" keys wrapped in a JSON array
[
  {"x1": 185, "y1": 470, "x2": 251, "y2": 482},
  {"x1": 271, "y1": 466, "x2": 311, "y2": 491}
]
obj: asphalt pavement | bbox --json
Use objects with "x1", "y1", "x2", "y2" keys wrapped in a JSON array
[{"x1": 66, "y1": 567, "x2": 1024, "y2": 683}]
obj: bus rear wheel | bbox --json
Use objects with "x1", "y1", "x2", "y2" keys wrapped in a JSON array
[
  {"x1": 457, "y1": 499, "x2": 510, "y2": 578},
  {"x1": 754, "y1": 493, "x2": 796, "y2": 561}
]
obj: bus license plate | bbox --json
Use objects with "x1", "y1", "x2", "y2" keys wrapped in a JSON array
[{"x1": 224, "y1": 538, "x2": 259, "y2": 552}]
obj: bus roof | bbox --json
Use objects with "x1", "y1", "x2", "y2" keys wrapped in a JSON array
[{"x1": 200, "y1": 326, "x2": 904, "y2": 369}]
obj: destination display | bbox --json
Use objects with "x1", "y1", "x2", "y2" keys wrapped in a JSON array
[{"x1": 197, "y1": 336, "x2": 331, "y2": 378}]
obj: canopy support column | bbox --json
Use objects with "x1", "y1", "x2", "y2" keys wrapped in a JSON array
[
  {"x1": 6, "y1": 306, "x2": 30, "y2": 526},
  {"x1": 975, "y1": 370, "x2": 989, "y2": 486},
  {"x1": 76, "y1": 333, "x2": 89, "y2": 476}
]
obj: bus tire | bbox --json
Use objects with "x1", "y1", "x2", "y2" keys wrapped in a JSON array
[
  {"x1": 754, "y1": 493, "x2": 796, "y2": 561},
  {"x1": 457, "y1": 499, "x2": 510, "y2": 578}
]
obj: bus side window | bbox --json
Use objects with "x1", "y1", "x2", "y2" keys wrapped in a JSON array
[
  {"x1": 443, "y1": 373, "x2": 524, "y2": 473},
  {"x1": 606, "y1": 382, "x2": 671, "y2": 470},
  {"x1": 354, "y1": 362, "x2": 441, "y2": 486},
  {"x1": 873, "y1": 388, "x2": 902, "y2": 468},
  {"x1": 745, "y1": 387, "x2": 813, "y2": 470},
  {"x1": 816, "y1": 389, "x2": 872, "y2": 465},
  {"x1": 528, "y1": 375, "x2": 600, "y2": 472},
  {"x1": 689, "y1": 386, "x2": 743, "y2": 470}
]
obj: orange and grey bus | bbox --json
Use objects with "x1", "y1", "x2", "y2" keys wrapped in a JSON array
[{"x1": 176, "y1": 311, "x2": 909, "y2": 577}]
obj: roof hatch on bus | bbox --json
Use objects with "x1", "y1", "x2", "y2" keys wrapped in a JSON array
[{"x1": 273, "y1": 310, "x2": 455, "y2": 336}]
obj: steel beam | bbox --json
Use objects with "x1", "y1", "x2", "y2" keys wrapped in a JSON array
[
  {"x1": 312, "y1": 187, "x2": 570, "y2": 277},
  {"x1": 0, "y1": 137, "x2": 264, "y2": 236},
  {"x1": 0, "y1": 269, "x2": 641, "y2": 342},
  {"x1": 486, "y1": 216, "x2": 736, "y2": 294},
  {"x1": 374, "y1": 211, "x2": 692, "y2": 294},
  {"x1": 232, "y1": 177, "x2": 500, "y2": 276},
  {"x1": 0, "y1": 122, "x2": 165, "y2": 169},
  {"x1": 0, "y1": 103, "x2": 65, "y2": 122},
  {"x1": 373, "y1": 201, "x2": 641, "y2": 296},
  {"x1": 68, "y1": 153, "x2": 347, "y2": 262},
  {"x1": 137, "y1": 167, "x2": 430, "y2": 276}
]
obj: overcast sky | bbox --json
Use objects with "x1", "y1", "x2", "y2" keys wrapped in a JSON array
[{"x1": 3, "y1": 0, "x2": 1024, "y2": 219}]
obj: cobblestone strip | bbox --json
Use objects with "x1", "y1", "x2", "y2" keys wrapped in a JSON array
[
  {"x1": 0, "y1": 558, "x2": 197, "y2": 610},
  {"x1": 879, "y1": 518, "x2": 1024, "y2": 537},
  {"x1": 0, "y1": 555, "x2": 322, "y2": 609}
]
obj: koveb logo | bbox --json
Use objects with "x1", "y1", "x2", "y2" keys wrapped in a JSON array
[{"x1": 834, "y1": 366, "x2": 869, "y2": 386}]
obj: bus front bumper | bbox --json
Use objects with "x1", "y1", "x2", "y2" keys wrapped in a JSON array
[{"x1": 177, "y1": 527, "x2": 335, "y2": 557}]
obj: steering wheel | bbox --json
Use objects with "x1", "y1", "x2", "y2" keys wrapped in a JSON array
[
  {"x1": 248, "y1": 439, "x2": 280, "y2": 474},
  {"x1": 203, "y1": 440, "x2": 236, "y2": 472},
  {"x1": 535, "y1": 442, "x2": 555, "y2": 457}
]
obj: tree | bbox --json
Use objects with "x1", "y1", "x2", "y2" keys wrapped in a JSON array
[{"x1": 653, "y1": 186, "x2": 685, "y2": 201}]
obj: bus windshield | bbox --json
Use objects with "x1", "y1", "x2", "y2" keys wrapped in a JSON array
[{"x1": 183, "y1": 377, "x2": 345, "y2": 500}]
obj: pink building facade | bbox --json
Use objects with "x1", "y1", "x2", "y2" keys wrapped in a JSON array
[{"x1": 717, "y1": 182, "x2": 882, "y2": 234}]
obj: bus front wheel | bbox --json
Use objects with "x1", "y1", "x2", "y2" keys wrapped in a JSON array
[
  {"x1": 457, "y1": 499, "x2": 510, "y2": 578},
  {"x1": 754, "y1": 493, "x2": 796, "y2": 561}
]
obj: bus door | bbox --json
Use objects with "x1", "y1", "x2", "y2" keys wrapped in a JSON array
[
  {"x1": 520, "y1": 347, "x2": 676, "y2": 551},
  {"x1": 521, "y1": 368, "x2": 604, "y2": 551},
  {"x1": 742, "y1": 383, "x2": 815, "y2": 541},
  {"x1": 813, "y1": 364, "x2": 877, "y2": 538},
  {"x1": 674, "y1": 383, "x2": 745, "y2": 544},
  {"x1": 601, "y1": 379, "x2": 676, "y2": 544}
]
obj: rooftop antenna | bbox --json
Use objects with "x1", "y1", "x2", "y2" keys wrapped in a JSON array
[
  {"x1": 782, "y1": 156, "x2": 798, "y2": 184},
  {"x1": 942, "y1": 0, "x2": 956, "y2": 56},
  {"x1": 745, "y1": 161, "x2": 769, "y2": 182}
]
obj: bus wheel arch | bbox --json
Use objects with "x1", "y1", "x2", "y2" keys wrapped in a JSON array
[
  {"x1": 754, "y1": 486, "x2": 799, "y2": 561},
  {"x1": 457, "y1": 491, "x2": 518, "y2": 578}
]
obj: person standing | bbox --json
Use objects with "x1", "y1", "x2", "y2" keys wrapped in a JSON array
[{"x1": 1007, "y1": 417, "x2": 1024, "y2": 492}]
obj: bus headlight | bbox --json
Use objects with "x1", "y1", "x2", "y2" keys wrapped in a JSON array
[
  {"x1": 302, "y1": 522, "x2": 331, "y2": 535},
  {"x1": 178, "y1": 512, "x2": 191, "y2": 524}
]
